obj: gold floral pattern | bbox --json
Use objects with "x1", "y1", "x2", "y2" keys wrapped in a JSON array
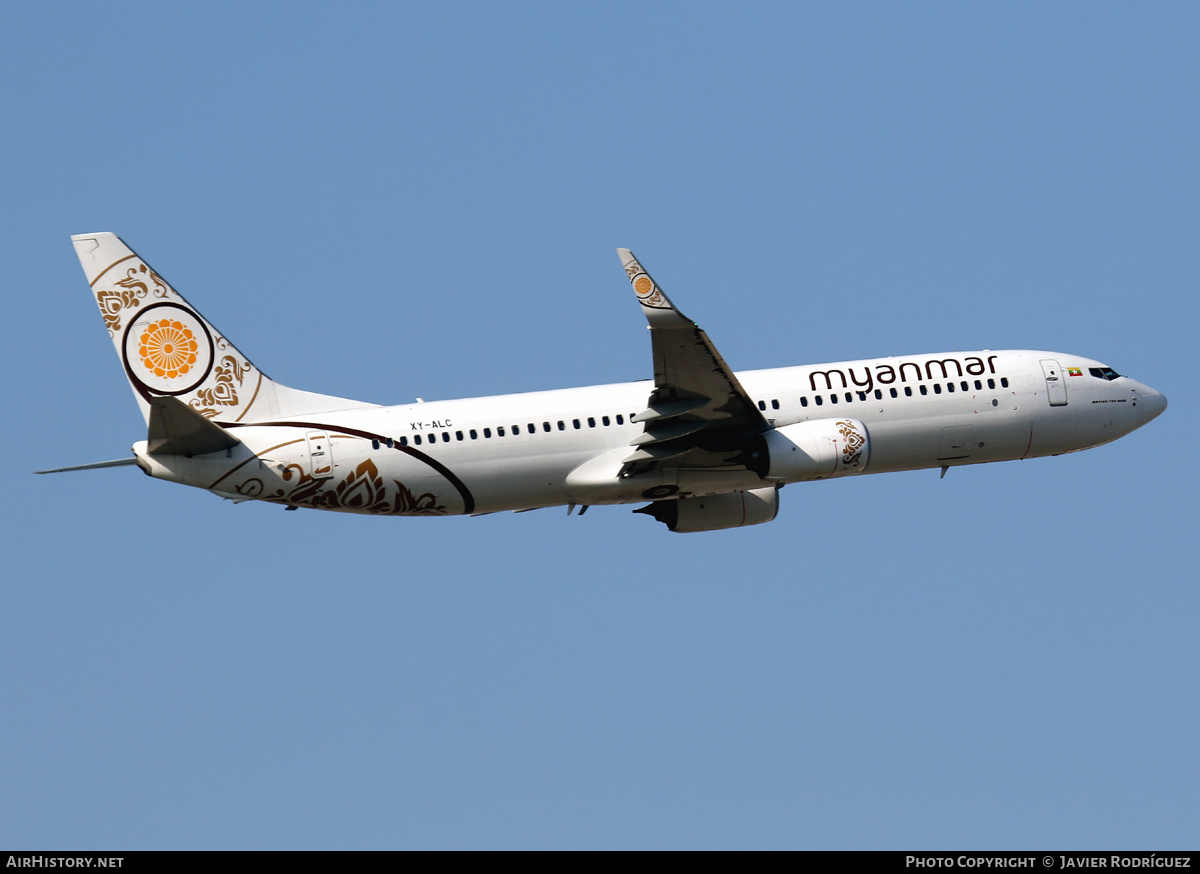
[
  {"x1": 97, "y1": 288, "x2": 143, "y2": 333},
  {"x1": 190, "y1": 355, "x2": 252, "y2": 418},
  {"x1": 96, "y1": 263, "x2": 168, "y2": 335},
  {"x1": 836, "y1": 420, "x2": 867, "y2": 467},
  {"x1": 236, "y1": 458, "x2": 447, "y2": 515}
]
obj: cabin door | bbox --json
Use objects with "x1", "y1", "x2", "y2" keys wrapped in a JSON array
[
  {"x1": 305, "y1": 431, "x2": 334, "y2": 479},
  {"x1": 1040, "y1": 359, "x2": 1068, "y2": 406}
]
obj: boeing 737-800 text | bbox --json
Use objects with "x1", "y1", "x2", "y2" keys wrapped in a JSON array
[{"x1": 40, "y1": 233, "x2": 1166, "y2": 532}]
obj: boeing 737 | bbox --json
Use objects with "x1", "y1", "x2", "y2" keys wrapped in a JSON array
[{"x1": 40, "y1": 233, "x2": 1166, "y2": 532}]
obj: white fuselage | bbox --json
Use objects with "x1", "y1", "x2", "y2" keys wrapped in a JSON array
[{"x1": 132, "y1": 349, "x2": 1166, "y2": 518}]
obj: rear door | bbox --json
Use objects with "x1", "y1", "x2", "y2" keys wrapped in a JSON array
[{"x1": 305, "y1": 430, "x2": 334, "y2": 479}]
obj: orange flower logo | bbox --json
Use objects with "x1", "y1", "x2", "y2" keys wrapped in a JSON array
[
  {"x1": 634, "y1": 275, "x2": 653, "y2": 297},
  {"x1": 139, "y1": 319, "x2": 199, "y2": 378}
]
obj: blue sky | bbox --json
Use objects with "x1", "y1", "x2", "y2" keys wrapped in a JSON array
[{"x1": 2, "y1": 2, "x2": 1197, "y2": 849}]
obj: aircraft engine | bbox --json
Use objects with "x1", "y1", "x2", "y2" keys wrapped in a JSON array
[
  {"x1": 634, "y1": 486, "x2": 779, "y2": 533},
  {"x1": 760, "y1": 418, "x2": 870, "y2": 482}
]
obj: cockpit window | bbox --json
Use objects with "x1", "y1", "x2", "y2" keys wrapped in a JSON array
[{"x1": 1089, "y1": 366, "x2": 1122, "y2": 381}]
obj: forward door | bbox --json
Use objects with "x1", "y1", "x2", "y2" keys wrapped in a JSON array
[{"x1": 1040, "y1": 359, "x2": 1068, "y2": 406}]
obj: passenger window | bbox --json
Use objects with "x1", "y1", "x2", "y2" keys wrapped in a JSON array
[
  {"x1": 758, "y1": 400, "x2": 766, "y2": 411},
  {"x1": 386, "y1": 438, "x2": 394, "y2": 449},
  {"x1": 588, "y1": 417, "x2": 596, "y2": 428},
  {"x1": 815, "y1": 396, "x2": 823, "y2": 406},
  {"x1": 920, "y1": 385, "x2": 928, "y2": 395},
  {"x1": 558, "y1": 421, "x2": 565, "y2": 431},
  {"x1": 469, "y1": 430, "x2": 477, "y2": 440},
  {"x1": 371, "y1": 439, "x2": 380, "y2": 450},
  {"x1": 874, "y1": 389, "x2": 882, "y2": 400},
  {"x1": 961, "y1": 381, "x2": 969, "y2": 391},
  {"x1": 428, "y1": 433, "x2": 435, "y2": 443},
  {"x1": 442, "y1": 432, "x2": 450, "y2": 442},
  {"x1": 573, "y1": 419, "x2": 581, "y2": 429},
  {"x1": 771, "y1": 399, "x2": 779, "y2": 410},
  {"x1": 483, "y1": 428, "x2": 491, "y2": 438},
  {"x1": 889, "y1": 388, "x2": 897, "y2": 398},
  {"x1": 830, "y1": 394, "x2": 838, "y2": 405},
  {"x1": 616, "y1": 414, "x2": 624, "y2": 424},
  {"x1": 528, "y1": 423, "x2": 535, "y2": 434},
  {"x1": 513, "y1": 425, "x2": 520, "y2": 434},
  {"x1": 801, "y1": 396, "x2": 809, "y2": 407},
  {"x1": 844, "y1": 392, "x2": 852, "y2": 403},
  {"x1": 933, "y1": 384, "x2": 941, "y2": 394},
  {"x1": 414, "y1": 435, "x2": 422, "y2": 445},
  {"x1": 974, "y1": 380, "x2": 982, "y2": 390},
  {"x1": 946, "y1": 383, "x2": 953, "y2": 393},
  {"x1": 602, "y1": 416, "x2": 610, "y2": 426},
  {"x1": 904, "y1": 387, "x2": 912, "y2": 397},
  {"x1": 987, "y1": 379, "x2": 995, "y2": 389},
  {"x1": 400, "y1": 436, "x2": 409, "y2": 447},
  {"x1": 1000, "y1": 377, "x2": 1009, "y2": 388},
  {"x1": 543, "y1": 422, "x2": 550, "y2": 432},
  {"x1": 857, "y1": 391, "x2": 866, "y2": 401},
  {"x1": 497, "y1": 426, "x2": 505, "y2": 437}
]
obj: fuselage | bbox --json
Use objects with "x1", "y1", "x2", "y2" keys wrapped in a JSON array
[{"x1": 132, "y1": 349, "x2": 1167, "y2": 517}]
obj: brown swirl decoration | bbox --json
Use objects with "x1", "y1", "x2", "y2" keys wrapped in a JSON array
[
  {"x1": 97, "y1": 288, "x2": 142, "y2": 333},
  {"x1": 391, "y1": 479, "x2": 446, "y2": 514},
  {"x1": 96, "y1": 263, "x2": 168, "y2": 334},
  {"x1": 235, "y1": 459, "x2": 447, "y2": 515},
  {"x1": 190, "y1": 354, "x2": 252, "y2": 419},
  {"x1": 837, "y1": 420, "x2": 866, "y2": 467}
]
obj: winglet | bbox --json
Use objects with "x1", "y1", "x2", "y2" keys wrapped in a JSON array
[{"x1": 617, "y1": 249, "x2": 692, "y2": 327}]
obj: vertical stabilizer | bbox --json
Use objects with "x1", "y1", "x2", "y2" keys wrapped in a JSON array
[{"x1": 72, "y1": 233, "x2": 376, "y2": 424}]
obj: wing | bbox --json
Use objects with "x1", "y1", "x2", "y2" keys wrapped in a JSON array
[{"x1": 618, "y1": 249, "x2": 769, "y2": 473}]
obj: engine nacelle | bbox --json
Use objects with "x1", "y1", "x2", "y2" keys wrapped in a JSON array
[
  {"x1": 635, "y1": 486, "x2": 779, "y2": 533},
  {"x1": 761, "y1": 418, "x2": 870, "y2": 482}
]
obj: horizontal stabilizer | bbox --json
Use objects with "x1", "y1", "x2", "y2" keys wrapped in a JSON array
[
  {"x1": 148, "y1": 395, "x2": 241, "y2": 457},
  {"x1": 35, "y1": 457, "x2": 138, "y2": 475}
]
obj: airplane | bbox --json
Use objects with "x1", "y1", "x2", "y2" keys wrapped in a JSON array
[{"x1": 39, "y1": 232, "x2": 1167, "y2": 532}]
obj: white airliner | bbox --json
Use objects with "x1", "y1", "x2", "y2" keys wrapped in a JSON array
[{"x1": 42, "y1": 233, "x2": 1166, "y2": 532}]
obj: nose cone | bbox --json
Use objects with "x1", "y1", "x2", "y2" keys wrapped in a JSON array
[{"x1": 1140, "y1": 387, "x2": 1168, "y2": 425}]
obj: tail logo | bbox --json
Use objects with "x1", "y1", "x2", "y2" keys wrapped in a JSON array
[
  {"x1": 139, "y1": 319, "x2": 198, "y2": 378},
  {"x1": 122, "y1": 302, "x2": 214, "y2": 395}
]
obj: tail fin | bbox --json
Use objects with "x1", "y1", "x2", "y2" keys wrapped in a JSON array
[{"x1": 72, "y1": 233, "x2": 376, "y2": 425}]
